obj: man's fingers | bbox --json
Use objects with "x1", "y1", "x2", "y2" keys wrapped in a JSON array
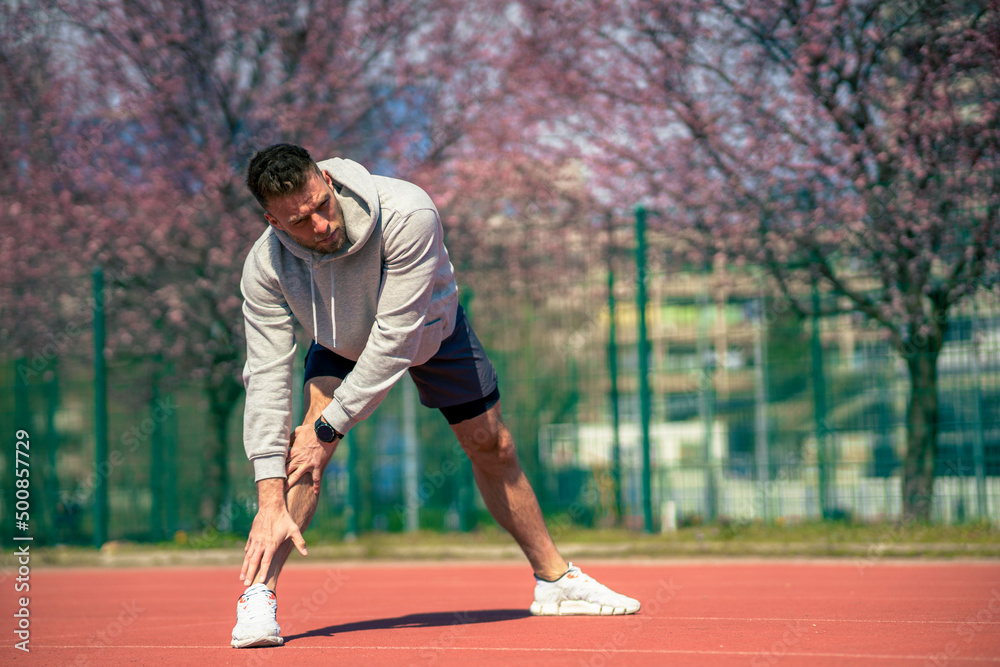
[
  {"x1": 290, "y1": 527, "x2": 308, "y2": 557},
  {"x1": 312, "y1": 468, "x2": 323, "y2": 495},
  {"x1": 240, "y1": 536, "x2": 256, "y2": 580},
  {"x1": 286, "y1": 466, "x2": 303, "y2": 488},
  {"x1": 242, "y1": 545, "x2": 263, "y2": 586},
  {"x1": 256, "y1": 549, "x2": 273, "y2": 586}
]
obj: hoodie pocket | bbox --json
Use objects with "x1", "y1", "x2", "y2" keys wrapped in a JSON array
[{"x1": 413, "y1": 317, "x2": 445, "y2": 366}]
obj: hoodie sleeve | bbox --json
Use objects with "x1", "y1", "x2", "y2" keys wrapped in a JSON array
[
  {"x1": 241, "y1": 244, "x2": 297, "y2": 481},
  {"x1": 320, "y1": 206, "x2": 444, "y2": 433}
]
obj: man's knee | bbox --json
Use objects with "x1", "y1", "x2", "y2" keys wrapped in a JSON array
[{"x1": 459, "y1": 421, "x2": 518, "y2": 469}]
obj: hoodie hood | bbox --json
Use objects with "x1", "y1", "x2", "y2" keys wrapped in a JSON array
[
  {"x1": 267, "y1": 158, "x2": 383, "y2": 346},
  {"x1": 269, "y1": 157, "x2": 380, "y2": 266}
]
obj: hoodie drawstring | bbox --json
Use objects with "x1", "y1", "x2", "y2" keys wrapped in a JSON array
[
  {"x1": 329, "y1": 270, "x2": 336, "y2": 343},
  {"x1": 309, "y1": 255, "x2": 318, "y2": 338},
  {"x1": 309, "y1": 254, "x2": 336, "y2": 345}
]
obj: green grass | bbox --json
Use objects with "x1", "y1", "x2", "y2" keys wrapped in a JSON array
[{"x1": 9, "y1": 518, "x2": 999, "y2": 569}]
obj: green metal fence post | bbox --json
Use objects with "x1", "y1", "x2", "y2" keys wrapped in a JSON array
[
  {"x1": 697, "y1": 267, "x2": 717, "y2": 522},
  {"x1": 346, "y1": 431, "x2": 359, "y2": 539},
  {"x1": 45, "y1": 358, "x2": 60, "y2": 543},
  {"x1": 753, "y1": 280, "x2": 770, "y2": 523},
  {"x1": 459, "y1": 287, "x2": 478, "y2": 532},
  {"x1": 810, "y1": 271, "x2": 831, "y2": 519},
  {"x1": 150, "y1": 358, "x2": 165, "y2": 541},
  {"x1": 93, "y1": 266, "x2": 109, "y2": 548},
  {"x1": 970, "y1": 299, "x2": 987, "y2": 518},
  {"x1": 402, "y1": 379, "x2": 419, "y2": 532},
  {"x1": 163, "y1": 362, "x2": 178, "y2": 536},
  {"x1": 606, "y1": 214, "x2": 623, "y2": 523},
  {"x1": 635, "y1": 206, "x2": 653, "y2": 533}
]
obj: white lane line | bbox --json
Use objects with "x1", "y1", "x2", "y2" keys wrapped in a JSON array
[{"x1": 17, "y1": 645, "x2": 1000, "y2": 661}]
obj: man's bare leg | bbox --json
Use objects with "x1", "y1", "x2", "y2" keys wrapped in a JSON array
[
  {"x1": 258, "y1": 376, "x2": 341, "y2": 590},
  {"x1": 451, "y1": 400, "x2": 569, "y2": 581}
]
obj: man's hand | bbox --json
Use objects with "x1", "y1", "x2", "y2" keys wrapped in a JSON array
[
  {"x1": 286, "y1": 422, "x2": 339, "y2": 495},
  {"x1": 240, "y1": 478, "x2": 307, "y2": 586}
]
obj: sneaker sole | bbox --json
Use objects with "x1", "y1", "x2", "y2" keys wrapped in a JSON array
[
  {"x1": 529, "y1": 600, "x2": 640, "y2": 616},
  {"x1": 231, "y1": 634, "x2": 284, "y2": 648}
]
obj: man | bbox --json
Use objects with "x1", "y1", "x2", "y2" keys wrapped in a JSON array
[{"x1": 232, "y1": 143, "x2": 639, "y2": 649}]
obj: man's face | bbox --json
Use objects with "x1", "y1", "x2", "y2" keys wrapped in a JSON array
[{"x1": 264, "y1": 169, "x2": 347, "y2": 254}]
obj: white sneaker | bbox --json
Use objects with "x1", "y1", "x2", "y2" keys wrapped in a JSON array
[
  {"x1": 530, "y1": 563, "x2": 640, "y2": 616},
  {"x1": 231, "y1": 583, "x2": 283, "y2": 648}
]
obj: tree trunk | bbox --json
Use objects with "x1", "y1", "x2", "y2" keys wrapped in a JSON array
[{"x1": 900, "y1": 326, "x2": 945, "y2": 522}]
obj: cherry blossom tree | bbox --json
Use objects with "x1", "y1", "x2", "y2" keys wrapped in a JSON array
[
  {"x1": 1, "y1": 0, "x2": 492, "y2": 525},
  {"x1": 0, "y1": 2, "x2": 89, "y2": 356},
  {"x1": 508, "y1": 0, "x2": 1000, "y2": 520},
  {"x1": 10, "y1": 0, "x2": 992, "y2": 529}
]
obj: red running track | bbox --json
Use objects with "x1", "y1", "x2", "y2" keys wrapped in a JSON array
[{"x1": 2, "y1": 559, "x2": 1000, "y2": 666}]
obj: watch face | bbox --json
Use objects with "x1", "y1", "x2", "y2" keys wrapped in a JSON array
[{"x1": 315, "y1": 418, "x2": 336, "y2": 443}]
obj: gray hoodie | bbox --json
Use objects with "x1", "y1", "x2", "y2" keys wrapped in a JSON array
[{"x1": 240, "y1": 158, "x2": 458, "y2": 481}]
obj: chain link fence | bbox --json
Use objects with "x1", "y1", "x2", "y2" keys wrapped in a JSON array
[{"x1": 2, "y1": 238, "x2": 998, "y2": 546}]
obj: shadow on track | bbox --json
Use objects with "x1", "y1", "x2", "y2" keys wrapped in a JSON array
[{"x1": 284, "y1": 608, "x2": 531, "y2": 642}]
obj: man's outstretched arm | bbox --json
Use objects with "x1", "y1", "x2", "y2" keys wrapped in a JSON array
[
  {"x1": 239, "y1": 478, "x2": 308, "y2": 586},
  {"x1": 320, "y1": 207, "x2": 447, "y2": 436}
]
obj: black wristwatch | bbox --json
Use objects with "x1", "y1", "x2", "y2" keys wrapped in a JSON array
[{"x1": 314, "y1": 415, "x2": 343, "y2": 444}]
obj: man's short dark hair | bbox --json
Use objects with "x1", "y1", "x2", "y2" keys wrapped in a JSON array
[{"x1": 246, "y1": 143, "x2": 322, "y2": 209}]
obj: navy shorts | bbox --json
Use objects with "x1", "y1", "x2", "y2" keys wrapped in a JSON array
[{"x1": 303, "y1": 305, "x2": 500, "y2": 424}]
